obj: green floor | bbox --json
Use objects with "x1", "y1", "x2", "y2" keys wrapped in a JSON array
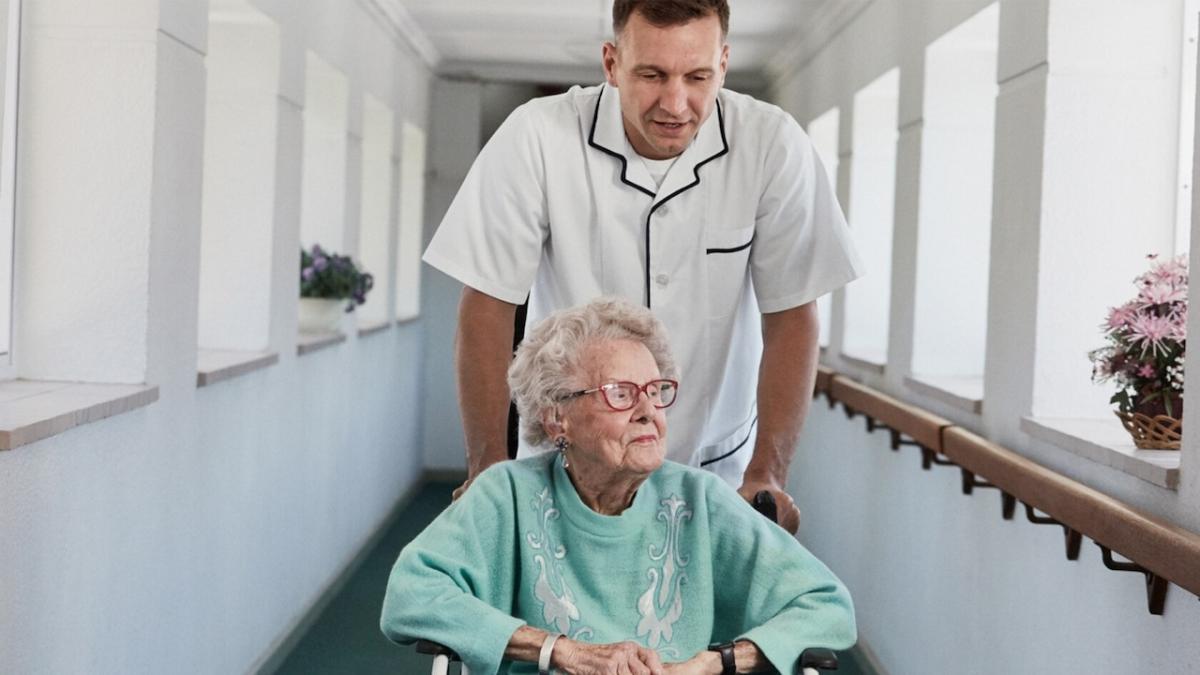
[
  {"x1": 272, "y1": 480, "x2": 872, "y2": 675},
  {"x1": 274, "y1": 481, "x2": 456, "y2": 675}
]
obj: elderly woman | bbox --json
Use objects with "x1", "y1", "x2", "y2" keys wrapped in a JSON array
[{"x1": 381, "y1": 298, "x2": 855, "y2": 675}]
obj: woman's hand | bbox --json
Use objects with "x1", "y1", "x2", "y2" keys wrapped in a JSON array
[
  {"x1": 554, "y1": 637, "x2": 666, "y2": 675},
  {"x1": 662, "y1": 651, "x2": 720, "y2": 674}
]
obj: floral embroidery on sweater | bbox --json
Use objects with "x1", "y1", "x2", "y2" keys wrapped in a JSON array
[
  {"x1": 636, "y1": 494, "x2": 693, "y2": 653},
  {"x1": 526, "y1": 487, "x2": 593, "y2": 639}
]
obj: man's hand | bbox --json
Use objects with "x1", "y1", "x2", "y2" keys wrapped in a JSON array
[
  {"x1": 741, "y1": 303, "x2": 818, "y2": 534},
  {"x1": 451, "y1": 452, "x2": 506, "y2": 501},
  {"x1": 737, "y1": 476, "x2": 801, "y2": 534}
]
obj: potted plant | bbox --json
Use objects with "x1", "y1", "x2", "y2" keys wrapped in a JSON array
[
  {"x1": 1088, "y1": 254, "x2": 1187, "y2": 449},
  {"x1": 299, "y1": 244, "x2": 374, "y2": 333}
]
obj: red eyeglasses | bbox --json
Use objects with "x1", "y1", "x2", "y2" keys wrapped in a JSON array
[{"x1": 559, "y1": 379, "x2": 679, "y2": 411}]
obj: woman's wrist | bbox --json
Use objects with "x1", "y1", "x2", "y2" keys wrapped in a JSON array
[
  {"x1": 698, "y1": 648, "x2": 725, "y2": 674},
  {"x1": 549, "y1": 636, "x2": 575, "y2": 670}
]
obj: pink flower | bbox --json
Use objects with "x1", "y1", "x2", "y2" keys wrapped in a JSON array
[
  {"x1": 1127, "y1": 313, "x2": 1175, "y2": 357},
  {"x1": 1139, "y1": 282, "x2": 1186, "y2": 306},
  {"x1": 1104, "y1": 302, "x2": 1140, "y2": 332},
  {"x1": 1138, "y1": 363, "x2": 1157, "y2": 378}
]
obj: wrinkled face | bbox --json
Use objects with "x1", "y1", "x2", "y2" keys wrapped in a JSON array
[
  {"x1": 554, "y1": 338, "x2": 668, "y2": 478},
  {"x1": 602, "y1": 11, "x2": 728, "y2": 160}
]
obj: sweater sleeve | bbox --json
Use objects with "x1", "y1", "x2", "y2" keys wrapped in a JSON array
[
  {"x1": 379, "y1": 465, "x2": 527, "y2": 675},
  {"x1": 706, "y1": 476, "x2": 857, "y2": 673}
]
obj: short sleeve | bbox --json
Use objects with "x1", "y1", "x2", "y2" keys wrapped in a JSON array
[
  {"x1": 750, "y1": 113, "x2": 865, "y2": 313},
  {"x1": 422, "y1": 103, "x2": 550, "y2": 305}
]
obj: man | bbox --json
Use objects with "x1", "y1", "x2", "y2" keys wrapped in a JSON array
[{"x1": 423, "y1": 0, "x2": 863, "y2": 534}]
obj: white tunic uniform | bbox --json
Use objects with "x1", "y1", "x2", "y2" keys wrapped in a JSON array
[{"x1": 423, "y1": 84, "x2": 863, "y2": 485}]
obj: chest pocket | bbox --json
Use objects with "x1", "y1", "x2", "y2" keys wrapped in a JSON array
[{"x1": 703, "y1": 225, "x2": 755, "y2": 318}]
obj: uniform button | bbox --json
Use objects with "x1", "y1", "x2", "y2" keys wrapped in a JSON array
[
  {"x1": 655, "y1": 274, "x2": 670, "y2": 287},
  {"x1": 658, "y1": 205, "x2": 669, "y2": 216}
]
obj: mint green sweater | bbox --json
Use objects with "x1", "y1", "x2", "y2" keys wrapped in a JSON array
[{"x1": 381, "y1": 453, "x2": 855, "y2": 674}]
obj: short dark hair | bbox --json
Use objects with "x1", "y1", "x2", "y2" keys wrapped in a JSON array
[{"x1": 612, "y1": 0, "x2": 730, "y2": 39}]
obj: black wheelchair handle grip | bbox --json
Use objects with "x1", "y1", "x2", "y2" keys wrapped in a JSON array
[
  {"x1": 415, "y1": 640, "x2": 460, "y2": 660},
  {"x1": 752, "y1": 490, "x2": 778, "y2": 524}
]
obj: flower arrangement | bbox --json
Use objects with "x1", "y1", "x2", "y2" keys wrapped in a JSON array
[
  {"x1": 300, "y1": 244, "x2": 374, "y2": 312},
  {"x1": 1089, "y1": 254, "x2": 1186, "y2": 433}
]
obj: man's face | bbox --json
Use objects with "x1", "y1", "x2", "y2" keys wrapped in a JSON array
[{"x1": 602, "y1": 11, "x2": 728, "y2": 160}]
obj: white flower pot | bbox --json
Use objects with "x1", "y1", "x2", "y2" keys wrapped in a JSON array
[{"x1": 298, "y1": 297, "x2": 344, "y2": 333}]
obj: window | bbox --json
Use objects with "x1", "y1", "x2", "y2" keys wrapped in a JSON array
[
  {"x1": 358, "y1": 94, "x2": 394, "y2": 325},
  {"x1": 0, "y1": 0, "x2": 21, "y2": 365},
  {"x1": 395, "y1": 121, "x2": 426, "y2": 321},
  {"x1": 908, "y1": 3, "x2": 999, "y2": 401},
  {"x1": 198, "y1": 1, "x2": 281, "y2": 352},
  {"x1": 807, "y1": 106, "x2": 840, "y2": 349},
  {"x1": 300, "y1": 52, "x2": 350, "y2": 253},
  {"x1": 844, "y1": 68, "x2": 899, "y2": 366}
]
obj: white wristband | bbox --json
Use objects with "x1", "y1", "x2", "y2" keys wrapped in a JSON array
[{"x1": 538, "y1": 632, "x2": 563, "y2": 675}]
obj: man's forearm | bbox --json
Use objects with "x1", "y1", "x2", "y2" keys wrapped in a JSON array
[
  {"x1": 455, "y1": 287, "x2": 519, "y2": 477},
  {"x1": 745, "y1": 302, "x2": 820, "y2": 485}
]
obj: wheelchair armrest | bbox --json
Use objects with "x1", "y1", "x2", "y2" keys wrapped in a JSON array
[
  {"x1": 415, "y1": 640, "x2": 461, "y2": 661},
  {"x1": 797, "y1": 648, "x2": 839, "y2": 671}
]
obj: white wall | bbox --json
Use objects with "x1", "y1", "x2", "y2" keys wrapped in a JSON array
[
  {"x1": 420, "y1": 78, "x2": 483, "y2": 473},
  {"x1": 770, "y1": 0, "x2": 1200, "y2": 671},
  {"x1": 0, "y1": 0, "x2": 433, "y2": 671}
]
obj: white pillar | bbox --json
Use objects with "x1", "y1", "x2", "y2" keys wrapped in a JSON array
[{"x1": 18, "y1": 0, "x2": 208, "y2": 393}]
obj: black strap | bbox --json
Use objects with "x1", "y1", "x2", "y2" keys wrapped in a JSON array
[{"x1": 709, "y1": 642, "x2": 736, "y2": 675}]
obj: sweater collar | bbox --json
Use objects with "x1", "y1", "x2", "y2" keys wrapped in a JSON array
[{"x1": 549, "y1": 451, "x2": 656, "y2": 538}]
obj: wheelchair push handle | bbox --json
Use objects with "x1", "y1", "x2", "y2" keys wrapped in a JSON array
[{"x1": 752, "y1": 489, "x2": 778, "y2": 523}]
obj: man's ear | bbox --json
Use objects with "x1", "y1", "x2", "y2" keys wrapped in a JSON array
[
  {"x1": 602, "y1": 41, "x2": 620, "y2": 87},
  {"x1": 719, "y1": 43, "x2": 729, "y2": 86}
]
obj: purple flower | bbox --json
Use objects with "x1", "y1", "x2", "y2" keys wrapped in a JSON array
[
  {"x1": 313, "y1": 256, "x2": 328, "y2": 271},
  {"x1": 302, "y1": 266, "x2": 315, "y2": 281}
]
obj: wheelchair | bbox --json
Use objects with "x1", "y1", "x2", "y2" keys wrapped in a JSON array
[{"x1": 412, "y1": 492, "x2": 841, "y2": 674}]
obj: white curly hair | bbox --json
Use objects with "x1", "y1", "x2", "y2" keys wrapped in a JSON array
[{"x1": 507, "y1": 297, "x2": 678, "y2": 448}]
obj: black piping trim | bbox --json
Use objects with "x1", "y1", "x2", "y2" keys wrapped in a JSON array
[
  {"x1": 706, "y1": 233, "x2": 755, "y2": 255},
  {"x1": 587, "y1": 86, "x2": 656, "y2": 199},
  {"x1": 644, "y1": 99, "x2": 730, "y2": 308},
  {"x1": 699, "y1": 416, "x2": 758, "y2": 467},
  {"x1": 587, "y1": 86, "x2": 731, "y2": 309}
]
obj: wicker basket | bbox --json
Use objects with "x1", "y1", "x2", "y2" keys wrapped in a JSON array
[{"x1": 1115, "y1": 411, "x2": 1182, "y2": 450}]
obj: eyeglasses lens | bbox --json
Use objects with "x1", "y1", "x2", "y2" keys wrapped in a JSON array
[{"x1": 601, "y1": 381, "x2": 677, "y2": 410}]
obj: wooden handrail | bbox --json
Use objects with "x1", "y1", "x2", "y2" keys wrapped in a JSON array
[
  {"x1": 943, "y1": 426, "x2": 1200, "y2": 602},
  {"x1": 829, "y1": 375, "x2": 952, "y2": 454},
  {"x1": 820, "y1": 369, "x2": 1200, "y2": 615}
]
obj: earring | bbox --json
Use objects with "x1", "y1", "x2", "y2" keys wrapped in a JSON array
[{"x1": 554, "y1": 436, "x2": 570, "y2": 469}]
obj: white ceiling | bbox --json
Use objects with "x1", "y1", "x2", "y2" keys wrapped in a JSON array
[{"x1": 397, "y1": 0, "x2": 846, "y2": 87}]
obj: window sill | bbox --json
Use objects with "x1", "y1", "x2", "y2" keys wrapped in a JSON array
[
  {"x1": 904, "y1": 375, "x2": 983, "y2": 415},
  {"x1": 1020, "y1": 416, "x2": 1180, "y2": 490},
  {"x1": 356, "y1": 319, "x2": 391, "y2": 338},
  {"x1": 297, "y1": 330, "x2": 346, "y2": 356},
  {"x1": 196, "y1": 349, "x2": 279, "y2": 388},
  {"x1": 840, "y1": 352, "x2": 886, "y2": 375},
  {"x1": 0, "y1": 380, "x2": 158, "y2": 451}
]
